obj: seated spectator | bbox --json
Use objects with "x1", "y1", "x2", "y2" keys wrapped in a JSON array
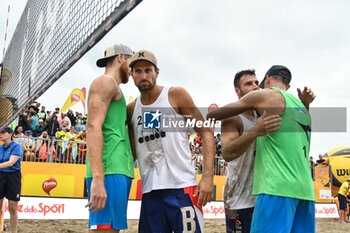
[
  {"x1": 15, "y1": 125, "x2": 24, "y2": 136},
  {"x1": 61, "y1": 120, "x2": 70, "y2": 131},
  {"x1": 75, "y1": 114, "x2": 86, "y2": 133},
  {"x1": 66, "y1": 126, "x2": 82, "y2": 162},
  {"x1": 37, "y1": 131, "x2": 56, "y2": 162},
  {"x1": 36, "y1": 131, "x2": 47, "y2": 152},
  {"x1": 58, "y1": 113, "x2": 71, "y2": 129},
  {"x1": 196, "y1": 157, "x2": 203, "y2": 175},
  {"x1": 33, "y1": 119, "x2": 45, "y2": 137},
  {"x1": 76, "y1": 134, "x2": 87, "y2": 164},
  {"x1": 55, "y1": 127, "x2": 69, "y2": 163},
  {"x1": 219, "y1": 157, "x2": 226, "y2": 175},
  {"x1": 14, "y1": 126, "x2": 26, "y2": 146},
  {"x1": 191, "y1": 146, "x2": 196, "y2": 169},
  {"x1": 23, "y1": 130, "x2": 36, "y2": 161}
]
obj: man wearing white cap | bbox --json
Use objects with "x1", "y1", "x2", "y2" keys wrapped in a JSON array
[
  {"x1": 85, "y1": 44, "x2": 135, "y2": 232},
  {"x1": 127, "y1": 50, "x2": 215, "y2": 232}
]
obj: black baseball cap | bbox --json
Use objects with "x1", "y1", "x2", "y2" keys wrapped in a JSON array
[
  {"x1": 259, "y1": 65, "x2": 292, "y2": 88},
  {"x1": 1, "y1": 127, "x2": 14, "y2": 134}
]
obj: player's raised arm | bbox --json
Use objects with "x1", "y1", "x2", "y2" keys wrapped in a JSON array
[
  {"x1": 297, "y1": 86, "x2": 316, "y2": 111},
  {"x1": 207, "y1": 90, "x2": 263, "y2": 121}
]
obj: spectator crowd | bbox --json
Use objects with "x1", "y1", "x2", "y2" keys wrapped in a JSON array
[
  {"x1": 9, "y1": 102, "x2": 87, "y2": 164},
  {"x1": 189, "y1": 133, "x2": 226, "y2": 175},
  {"x1": 6, "y1": 102, "x2": 226, "y2": 175}
]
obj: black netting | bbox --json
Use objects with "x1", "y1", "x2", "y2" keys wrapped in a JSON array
[{"x1": 0, "y1": 0, "x2": 142, "y2": 129}]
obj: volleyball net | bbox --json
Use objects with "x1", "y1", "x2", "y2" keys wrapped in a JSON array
[{"x1": 0, "y1": 0, "x2": 142, "y2": 129}]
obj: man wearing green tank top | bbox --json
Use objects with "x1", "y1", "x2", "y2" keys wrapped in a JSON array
[
  {"x1": 85, "y1": 44, "x2": 135, "y2": 233},
  {"x1": 207, "y1": 65, "x2": 316, "y2": 233}
]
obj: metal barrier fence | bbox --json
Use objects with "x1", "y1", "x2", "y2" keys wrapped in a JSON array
[
  {"x1": 193, "y1": 154, "x2": 227, "y2": 176},
  {"x1": 13, "y1": 136, "x2": 229, "y2": 175},
  {"x1": 14, "y1": 135, "x2": 87, "y2": 164}
]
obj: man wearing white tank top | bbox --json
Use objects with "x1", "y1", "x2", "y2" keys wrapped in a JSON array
[
  {"x1": 221, "y1": 70, "x2": 281, "y2": 233},
  {"x1": 221, "y1": 69, "x2": 315, "y2": 233},
  {"x1": 127, "y1": 50, "x2": 215, "y2": 233}
]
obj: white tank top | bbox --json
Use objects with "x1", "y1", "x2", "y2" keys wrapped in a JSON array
[
  {"x1": 223, "y1": 114, "x2": 257, "y2": 210},
  {"x1": 131, "y1": 86, "x2": 197, "y2": 194}
]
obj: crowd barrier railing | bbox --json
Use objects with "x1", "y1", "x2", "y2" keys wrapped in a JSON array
[
  {"x1": 14, "y1": 136, "x2": 228, "y2": 175},
  {"x1": 14, "y1": 135, "x2": 87, "y2": 164}
]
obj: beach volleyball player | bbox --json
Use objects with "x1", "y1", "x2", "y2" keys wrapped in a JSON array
[
  {"x1": 208, "y1": 65, "x2": 316, "y2": 233},
  {"x1": 221, "y1": 69, "x2": 314, "y2": 233},
  {"x1": 85, "y1": 44, "x2": 135, "y2": 232},
  {"x1": 127, "y1": 50, "x2": 215, "y2": 232}
]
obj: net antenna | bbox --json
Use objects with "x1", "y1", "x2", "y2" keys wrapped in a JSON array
[
  {"x1": 0, "y1": 0, "x2": 142, "y2": 130},
  {"x1": 2, "y1": 4, "x2": 10, "y2": 56}
]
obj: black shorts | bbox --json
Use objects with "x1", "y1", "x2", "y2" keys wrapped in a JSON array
[
  {"x1": 0, "y1": 171, "x2": 22, "y2": 201},
  {"x1": 338, "y1": 194, "x2": 347, "y2": 210},
  {"x1": 225, "y1": 207, "x2": 254, "y2": 233}
]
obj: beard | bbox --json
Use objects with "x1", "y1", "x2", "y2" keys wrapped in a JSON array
[
  {"x1": 119, "y1": 62, "x2": 130, "y2": 84},
  {"x1": 136, "y1": 80, "x2": 155, "y2": 92}
]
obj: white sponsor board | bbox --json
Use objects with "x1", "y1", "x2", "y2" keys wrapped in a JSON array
[
  {"x1": 315, "y1": 203, "x2": 339, "y2": 218},
  {"x1": 3, "y1": 197, "x2": 88, "y2": 219},
  {"x1": 202, "y1": 201, "x2": 225, "y2": 219},
  {"x1": 3, "y1": 197, "x2": 143, "y2": 220},
  {"x1": 3, "y1": 198, "x2": 224, "y2": 220},
  {"x1": 4, "y1": 198, "x2": 338, "y2": 220}
]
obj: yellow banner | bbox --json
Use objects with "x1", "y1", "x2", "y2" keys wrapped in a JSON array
[
  {"x1": 21, "y1": 162, "x2": 85, "y2": 198},
  {"x1": 60, "y1": 88, "x2": 85, "y2": 113},
  {"x1": 21, "y1": 163, "x2": 227, "y2": 201}
]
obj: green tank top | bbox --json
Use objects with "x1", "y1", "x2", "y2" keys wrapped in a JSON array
[
  {"x1": 254, "y1": 87, "x2": 315, "y2": 201},
  {"x1": 86, "y1": 92, "x2": 134, "y2": 179}
]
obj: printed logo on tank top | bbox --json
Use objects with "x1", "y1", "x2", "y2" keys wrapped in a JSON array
[
  {"x1": 143, "y1": 110, "x2": 162, "y2": 129},
  {"x1": 136, "y1": 111, "x2": 166, "y2": 166}
]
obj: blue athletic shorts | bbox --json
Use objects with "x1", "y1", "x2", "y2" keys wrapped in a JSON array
[
  {"x1": 251, "y1": 194, "x2": 315, "y2": 233},
  {"x1": 225, "y1": 207, "x2": 254, "y2": 233},
  {"x1": 86, "y1": 174, "x2": 132, "y2": 230},
  {"x1": 139, "y1": 186, "x2": 204, "y2": 233}
]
